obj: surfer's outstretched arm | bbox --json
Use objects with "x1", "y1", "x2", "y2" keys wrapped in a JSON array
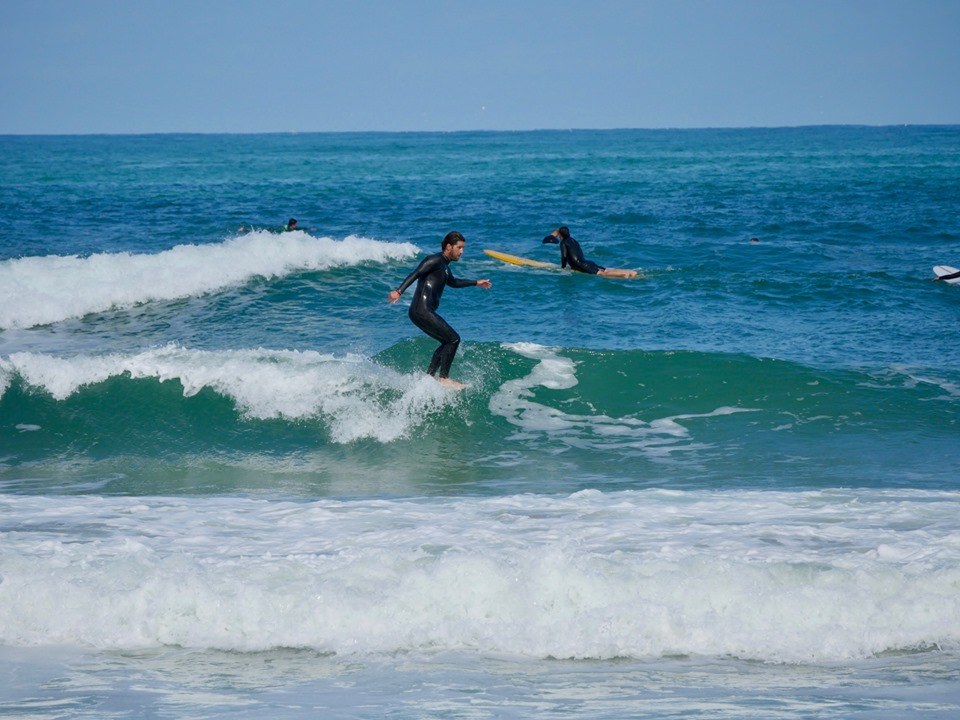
[
  {"x1": 388, "y1": 255, "x2": 442, "y2": 303},
  {"x1": 447, "y1": 270, "x2": 491, "y2": 289}
]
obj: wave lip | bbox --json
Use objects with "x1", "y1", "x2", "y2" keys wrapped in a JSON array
[{"x1": 0, "y1": 231, "x2": 418, "y2": 330}]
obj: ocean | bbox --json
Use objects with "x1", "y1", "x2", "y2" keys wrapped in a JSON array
[{"x1": 1, "y1": 127, "x2": 959, "y2": 718}]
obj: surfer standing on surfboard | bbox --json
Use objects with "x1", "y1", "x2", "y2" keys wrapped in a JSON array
[
  {"x1": 542, "y1": 226, "x2": 637, "y2": 279},
  {"x1": 388, "y1": 231, "x2": 492, "y2": 388}
]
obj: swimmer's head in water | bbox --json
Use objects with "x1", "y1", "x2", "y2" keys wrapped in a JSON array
[
  {"x1": 442, "y1": 231, "x2": 465, "y2": 249},
  {"x1": 557, "y1": 226, "x2": 571, "y2": 240}
]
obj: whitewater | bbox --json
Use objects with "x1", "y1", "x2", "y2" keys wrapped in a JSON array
[{"x1": 2, "y1": 490, "x2": 958, "y2": 661}]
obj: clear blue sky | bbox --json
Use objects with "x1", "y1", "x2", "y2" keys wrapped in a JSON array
[{"x1": 2, "y1": 0, "x2": 958, "y2": 134}]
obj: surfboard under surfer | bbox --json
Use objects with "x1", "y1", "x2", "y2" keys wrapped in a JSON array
[
  {"x1": 388, "y1": 231, "x2": 492, "y2": 388},
  {"x1": 542, "y1": 227, "x2": 637, "y2": 278}
]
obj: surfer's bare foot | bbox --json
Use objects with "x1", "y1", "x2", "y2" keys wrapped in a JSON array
[{"x1": 437, "y1": 377, "x2": 468, "y2": 390}]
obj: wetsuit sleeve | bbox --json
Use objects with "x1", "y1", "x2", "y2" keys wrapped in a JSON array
[
  {"x1": 395, "y1": 262, "x2": 424, "y2": 295},
  {"x1": 396, "y1": 255, "x2": 440, "y2": 295},
  {"x1": 446, "y1": 271, "x2": 478, "y2": 289},
  {"x1": 542, "y1": 235, "x2": 559, "y2": 244}
]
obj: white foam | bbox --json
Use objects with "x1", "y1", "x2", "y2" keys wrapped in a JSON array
[
  {"x1": 0, "y1": 345, "x2": 455, "y2": 443},
  {"x1": 489, "y1": 343, "x2": 755, "y2": 456},
  {"x1": 0, "y1": 489, "x2": 957, "y2": 662},
  {"x1": 0, "y1": 232, "x2": 419, "y2": 330}
]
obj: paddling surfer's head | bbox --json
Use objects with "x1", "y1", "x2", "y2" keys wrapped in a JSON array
[{"x1": 557, "y1": 226, "x2": 571, "y2": 240}]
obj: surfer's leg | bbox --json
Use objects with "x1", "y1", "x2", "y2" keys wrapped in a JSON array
[
  {"x1": 598, "y1": 268, "x2": 638, "y2": 278},
  {"x1": 410, "y1": 309, "x2": 461, "y2": 378},
  {"x1": 427, "y1": 339, "x2": 460, "y2": 377}
]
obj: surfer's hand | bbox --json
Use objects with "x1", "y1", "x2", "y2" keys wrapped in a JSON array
[
  {"x1": 388, "y1": 290, "x2": 401, "y2": 302},
  {"x1": 477, "y1": 279, "x2": 492, "y2": 289}
]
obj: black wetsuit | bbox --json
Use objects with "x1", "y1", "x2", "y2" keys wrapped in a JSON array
[
  {"x1": 542, "y1": 234, "x2": 604, "y2": 274},
  {"x1": 396, "y1": 252, "x2": 478, "y2": 378}
]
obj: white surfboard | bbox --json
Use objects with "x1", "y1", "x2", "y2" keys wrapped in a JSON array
[{"x1": 933, "y1": 265, "x2": 960, "y2": 284}]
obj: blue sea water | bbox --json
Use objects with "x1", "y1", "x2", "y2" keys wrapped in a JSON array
[{"x1": 1, "y1": 127, "x2": 959, "y2": 718}]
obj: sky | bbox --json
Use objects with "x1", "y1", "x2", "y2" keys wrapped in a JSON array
[{"x1": 1, "y1": 0, "x2": 958, "y2": 134}]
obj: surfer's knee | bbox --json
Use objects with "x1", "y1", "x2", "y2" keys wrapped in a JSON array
[{"x1": 443, "y1": 331, "x2": 460, "y2": 347}]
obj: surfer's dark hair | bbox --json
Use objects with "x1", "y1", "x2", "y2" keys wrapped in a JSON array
[
  {"x1": 558, "y1": 226, "x2": 571, "y2": 239},
  {"x1": 442, "y1": 231, "x2": 465, "y2": 248}
]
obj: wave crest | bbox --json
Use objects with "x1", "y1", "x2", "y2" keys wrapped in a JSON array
[
  {"x1": 0, "y1": 231, "x2": 418, "y2": 329},
  {"x1": 1, "y1": 344, "x2": 455, "y2": 443}
]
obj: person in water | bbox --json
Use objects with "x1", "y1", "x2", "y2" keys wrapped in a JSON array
[
  {"x1": 283, "y1": 218, "x2": 298, "y2": 231},
  {"x1": 542, "y1": 227, "x2": 637, "y2": 278},
  {"x1": 388, "y1": 231, "x2": 492, "y2": 387}
]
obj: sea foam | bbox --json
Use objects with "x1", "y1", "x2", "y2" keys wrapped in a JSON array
[
  {"x1": 0, "y1": 490, "x2": 957, "y2": 662},
  {"x1": 490, "y1": 343, "x2": 755, "y2": 456},
  {"x1": 0, "y1": 231, "x2": 418, "y2": 330}
]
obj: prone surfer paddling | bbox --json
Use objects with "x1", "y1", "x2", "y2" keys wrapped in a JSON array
[
  {"x1": 388, "y1": 231, "x2": 492, "y2": 388},
  {"x1": 542, "y1": 226, "x2": 637, "y2": 278}
]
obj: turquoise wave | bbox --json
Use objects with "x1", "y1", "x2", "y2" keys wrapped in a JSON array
[{"x1": 2, "y1": 343, "x2": 957, "y2": 496}]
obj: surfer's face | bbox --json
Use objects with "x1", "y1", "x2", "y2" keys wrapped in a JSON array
[{"x1": 445, "y1": 241, "x2": 465, "y2": 261}]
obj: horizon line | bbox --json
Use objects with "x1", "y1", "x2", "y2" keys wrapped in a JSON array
[{"x1": 2, "y1": 123, "x2": 958, "y2": 139}]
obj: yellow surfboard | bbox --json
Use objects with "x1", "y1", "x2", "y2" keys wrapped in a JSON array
[
  {"x1": 483, "y1": 249, "x2": 559, "y2": 269},
  {"x1": 483, "y1": 248, "x2": 639, "y2": 278}
]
